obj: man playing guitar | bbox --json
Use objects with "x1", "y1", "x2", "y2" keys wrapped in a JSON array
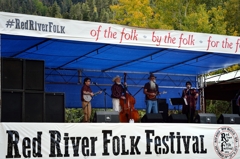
[{"x1": 144, "y1": 73, "x2": 159, "y2": 114}]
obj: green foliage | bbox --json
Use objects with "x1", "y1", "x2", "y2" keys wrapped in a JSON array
[
  {"x1": 206, "y1": 100, "x2": 231, "y2": 118},
  {"x1": 224, "y1": 0, "x2": 240, "y2": 36},
  {"x1": 65, "y1": 108, "x2": 146, "y2": 123},
  {"x1": 0, "y1": 0, "x2": 114, "y2": 23},
  {"x1": 110, "y1": 0, "x2": 154, "y2": 28},
  {"x1": 65, "y1": 108, "x2": 83, "y2": 122},
  {"x1": 46, "y1": 1, "x2": 62, "y2": 18},
  {"x1": 182, "y1": 4, "x2": 211, "y2": 33}
]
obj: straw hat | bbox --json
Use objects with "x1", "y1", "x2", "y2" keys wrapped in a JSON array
[{"x1": 112, "y1": 75, "x2": 121, "y2": 82}]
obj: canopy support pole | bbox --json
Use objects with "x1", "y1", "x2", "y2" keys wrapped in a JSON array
[
  {"x1": 198, "y1": 74, "x2": 206, "y2": 113},
  {"x1": 0, "y1": 34, "x2": 2, "y2": 121}
]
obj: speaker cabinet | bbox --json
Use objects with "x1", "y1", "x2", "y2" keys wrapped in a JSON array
[
  {"x1": 169, "y1": 114, "x2": 188, "y2": 123},
  {"x1": 2, "y1": 58, "x2": 23, "y2": 89},
  {"x1": 2, "y1": 91, "x2": 23, "y2": 122},
  {"x1": 24, "y1": 92, "x2": 44, "y2": 122},
  {"x1": 45, "y1": 93, "x2": 65, "y2": 122},
  {"x1": 93, "y1": 111, "x2": 119, "y2": 123},
  {"x1": 25, "y1": 60, "x2": 44, "y2": 91},
  {"x1": 157, "y1": 98, "x2": 168, "y2": 122},
  {"x1": 217, "y1": 114, "x2": 240, "y2": 124},
  {"x1": 1, "y1": 58, "x2": 44, "y2": 91},
  {"x1": 141, "y1": 113, "x2": 163, "y2": 123},
  {"x1": 194, "y1": 113, "x2": 217, "y2": 124}
]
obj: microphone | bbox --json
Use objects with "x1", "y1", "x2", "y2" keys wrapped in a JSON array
[{"x1": 92, "y1": 82, "x2": 97, "y2": 85}]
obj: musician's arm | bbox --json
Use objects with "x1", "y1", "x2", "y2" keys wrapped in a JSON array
[
  {"x1": 83, "y1": 91, "x2": 94, "y2": 96},
  {"x1": 143, "y1": 84, "x2": 149, "y2": 95},
  {"x1": 144, "y1": 88, "x2": 155, "y2": 95},
  {"x1": 143, "y1": 88, "x2": 148, "y2": 95},
  {"x1": 194, "y1": 90, "x2": 199, "y2": 98}
]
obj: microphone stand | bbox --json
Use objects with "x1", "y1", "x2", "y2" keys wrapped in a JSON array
[
  {"x1": 93, "y1": 83, "x2": 109, "y2": 111},
  {"x1": 178, "y1": 92, "x2": 182, "y2": 114}
]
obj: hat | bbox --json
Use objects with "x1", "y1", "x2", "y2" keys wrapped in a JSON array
[
  {"x1": 148, "y1": 73, "x2": 156, "y2": 79},
  {"x1": 186, "y1": 81, "x2": 192, "y2": 86},
  {"x1": 112, "y1": 75, "x2": 121, "y2": 82}
]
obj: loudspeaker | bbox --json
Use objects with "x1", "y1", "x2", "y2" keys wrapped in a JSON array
[
  {"x1": 194, "y1": 113, "x2": 217, "y2": 124},
  {"x1": 93, "y1": 111, "x2": 119, "y2": 123},
  {"x1": 24, "y1": 92, "x2": 44, "y2": 122},
  {"x1": 45, "y1": 93, "x2": 65, "y2": 122},
  {"x1": 141, "y1": 113, "x2": 163, "y2": 123},
  {"x1": 1, "y1": 91, "x2": 23, "y2": 122},
  {"x1": 2, "y1": 58, "x2": 23, "y2": 89},
  {"x1": 231, "y1": 99, "x2": 240, "y2": 115},
  {"x1": 25, "y1": 60, "x2": 44, "y2": 91},
  {"x1": 217, "y1": 114, "x2": 240, "y2": 124},
  {"x1": 157, "y1": 98, "x2": 167, "y2": 104},
  {"x1": 169, "y1": 114, "x2": 188, "y2": 123},
  {"x1": 158, "y1": 98, "x2": 168, "y2": 122}
]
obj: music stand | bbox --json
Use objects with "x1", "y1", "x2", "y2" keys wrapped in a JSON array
[{"x1": 169, "y1": 98, "x2": 185, "y2": 112}]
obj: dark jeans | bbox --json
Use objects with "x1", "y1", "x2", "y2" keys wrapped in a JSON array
[{"x1": 183, "y1": 106, "x2": 195, "y2": 123}]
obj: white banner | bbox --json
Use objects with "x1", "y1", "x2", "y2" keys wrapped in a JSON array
[
  {"x1": 0, "y1": 12, "x2": 240, "y2": 54},
  {"x1": 0, "y1": 123, "x2": 239, "y2": 159}
]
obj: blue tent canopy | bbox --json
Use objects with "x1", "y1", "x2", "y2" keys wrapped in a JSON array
[{"x1": 1, "y1": 12, "x2": 240, "y2": 110}]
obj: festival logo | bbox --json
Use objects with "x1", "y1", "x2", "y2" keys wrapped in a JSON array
[{"x1": 214, "y1": 126, "x2": 239, "y2": 159}]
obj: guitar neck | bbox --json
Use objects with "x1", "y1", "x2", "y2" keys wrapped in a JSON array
[{"x1": 93, "y1": 91, "x2": 102, "y2": 96}]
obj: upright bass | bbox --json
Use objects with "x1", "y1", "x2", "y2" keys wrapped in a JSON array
[{"x1": 119, "y1": 73, "x2": 140, "y2": 123}]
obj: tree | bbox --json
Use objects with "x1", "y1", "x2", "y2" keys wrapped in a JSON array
[
  {"x1": 69, "y1": 3, "x2": 83, "y2": 20},
  {"x1": 181, "y1": 4, "x2": 211, "y2": 33},
  {"x1": 208, "y1": 6, "x2": 226, "y2": 35},
  {"x1": 110, "y1": 0, "x2": 153, "y2": 28},
  {"x1": 47, "y1": 1, "x2": 62, "y2": 18},
  {"x1": 195, "y1": 0, "x2": 228, "y2": 10},
  {"x1": 96, "y1": 0, "x2": 114, "y2": 22},
  {"x1": 81, "y1": 2, "x2": 90, "y2": 21},
  {"x1": 99, "y1": 8, "x2": 110, "y2": 22},
  {"x1": 225, "y1": 0, "x2": 240, "y2": 36},
  {"x1": 60, "y1": 0, "x2": 72, "y2": 14},
  {"x1": 33, "y1": 0, "x2": 48, "y2": 15}
]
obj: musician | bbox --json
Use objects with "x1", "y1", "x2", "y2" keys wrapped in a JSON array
[
  {"x1": 111, "y1": 75, "x2": 126, "y2": 112},
  {"x1": 181, "y1": 81, "x2": 199, "y2": 123},
  {"x1": 236, "y1": 95, "x2": 240, "y2": 106},
  {"x1": 144, "y1": 73, "x2": 159, "y2": 114},
  {"x1": 81, "y1": 77, "x2": 94, "y2": 122}
]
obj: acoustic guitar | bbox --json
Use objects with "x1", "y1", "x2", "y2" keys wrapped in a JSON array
[
  {"x1": 83, "y1": 90, "x2": 102, "y2": 102},
  {"x1": 147, "y1": 91, "x2": 167, "y2": 99}
]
